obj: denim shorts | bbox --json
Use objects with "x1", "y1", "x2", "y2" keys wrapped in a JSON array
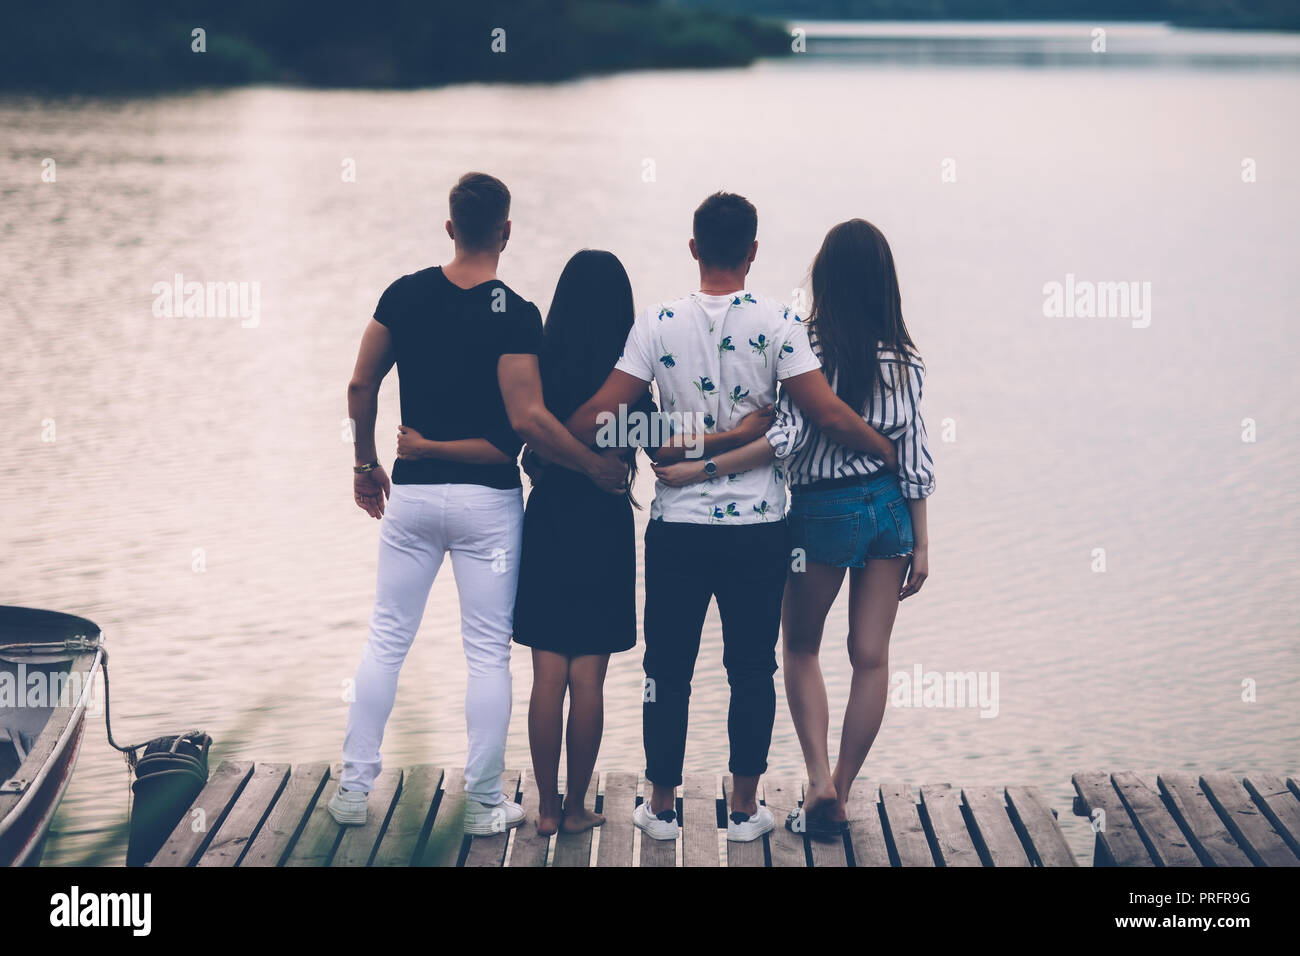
[{"x1": 788, "y1": 471, "x2": 914, "y2": 567}]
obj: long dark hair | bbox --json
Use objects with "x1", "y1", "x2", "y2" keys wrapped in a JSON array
[
  {"x1": 540, "y1": 249, "x2": 641, "y2": 501},
  {"x1": 808, "y1": 219, "x2": 919, "y2": 414}
]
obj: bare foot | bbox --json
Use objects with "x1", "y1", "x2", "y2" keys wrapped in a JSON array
[
  {"x1": 802, "y1": 782, "x2": 843, "y2": 822},
  {"x1": 536, "y1": 794, "x2": 562, "y2": 836},
  {"x1": 560, "y1": 806, "x2": 605, "y2": 833}
]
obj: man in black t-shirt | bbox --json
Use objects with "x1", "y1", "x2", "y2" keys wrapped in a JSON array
[{"x1": 329, "y1": 173, "x2": 626, "y2": 835}]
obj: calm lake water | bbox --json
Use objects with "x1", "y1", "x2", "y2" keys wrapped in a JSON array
[{"x1": 2, "y1": 23, "x2": 1297, "y2": 865}]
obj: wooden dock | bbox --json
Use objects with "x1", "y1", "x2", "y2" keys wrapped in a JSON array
[
  {"x1": 1072, "y1": 771, "x2": 1300, "y2": 867},
  {"x1": 144, "y1": 761, "x2": 1300, "y2": 867}
]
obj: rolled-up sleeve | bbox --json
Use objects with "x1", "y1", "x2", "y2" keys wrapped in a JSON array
[
  {"x1": 765, "y1": 388, "x2": 807, "y2": 460},
  {"x1": 897, "y1": 363, "x2": 935, "y2": 499}
]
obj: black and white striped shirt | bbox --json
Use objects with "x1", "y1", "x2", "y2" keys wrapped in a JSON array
[{"x1": 766, "y1": 338, "x2": 935, "y2": 499}]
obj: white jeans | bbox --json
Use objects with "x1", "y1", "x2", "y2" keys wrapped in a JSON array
[{"x1": 341, "y1": 482, "x2": 523, "y2": 805}]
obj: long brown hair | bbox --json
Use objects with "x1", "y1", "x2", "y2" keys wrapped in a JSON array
[{"x1": 807, "y1": 219, "x2": 919, "y2": 414}]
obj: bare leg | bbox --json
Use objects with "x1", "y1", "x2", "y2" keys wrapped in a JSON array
[
  {"x1": 781, "y1": 562, "x2": 847, "y2": 818},
  {"x1": 528, "y1": 649, "x2": 569, "y2": 836},
  {"x1": 831, "y1": 557, "x2": 908, "y2": 807},
  {"x1": 561, "y1": 653, "x2": 609, "y2": 833}
]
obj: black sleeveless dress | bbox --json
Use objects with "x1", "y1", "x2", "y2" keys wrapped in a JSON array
[{"x1": 511, "y1": 395, "x2": 654, "y2": 656}]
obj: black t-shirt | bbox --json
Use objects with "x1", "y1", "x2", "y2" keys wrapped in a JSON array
[{"x1": 373, "y1": 266, "x2": 543, "y2": 489}]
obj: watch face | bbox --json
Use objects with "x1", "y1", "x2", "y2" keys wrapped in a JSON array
[{"x1": 704, "y1": 460, "x2": 717, "y2": 476}]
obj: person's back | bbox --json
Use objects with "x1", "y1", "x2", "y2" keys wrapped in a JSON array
[
  {"x1": 613, "y1": 192, "x2": 820, "y2": 844},
  {"x1": 511, "y1": 249, "x2": 654, "y2": 836},
  {"x1": 376, "y1": 265, "x2": 539, "y2": 489},
  {"x1": 618, "y1": 288, "x2": 815, "y2": 522}
]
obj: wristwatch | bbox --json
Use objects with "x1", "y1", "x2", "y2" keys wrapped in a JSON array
[
  {"x1": 702, "y1": 458, "x2": 717, "y2": 478},
  {"x1": 354, "y1": 460, "x2": 380, "y2": 474}
]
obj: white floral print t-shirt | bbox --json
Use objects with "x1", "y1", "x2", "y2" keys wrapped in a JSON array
[{"x1": 615, "y1": 290, "x2": 820, "y2": 525}]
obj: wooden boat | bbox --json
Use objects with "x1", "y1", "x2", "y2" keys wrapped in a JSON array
[{"x1": 0, "y1": 607, "x2": 103, "y2": 866}]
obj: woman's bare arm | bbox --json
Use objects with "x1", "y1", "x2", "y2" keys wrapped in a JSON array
[
  {"x1": 396, "y1": 427, "x2": 512, "y2": 465},
  {"x1": 780, "y1": 369, "x2": 897, "y2": 470},
  {"x1": 900, "y1": 497, "x2": 928, "y2": 600},
  {"x1": 653, "y1": 435, "x2": 776, "y2": 487}
]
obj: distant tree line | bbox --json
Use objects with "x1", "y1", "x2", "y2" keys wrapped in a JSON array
[
  {"x1": 681, "y1": 0, "x2": 1300, "y2": 30},
  {"x1": 0, "y1": 0, "x2": 792, "y2": 93}
]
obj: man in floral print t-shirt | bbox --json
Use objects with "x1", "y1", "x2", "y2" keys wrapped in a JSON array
[
  {"x1": 614, "y1": 288, "x2": 819, "y2": 523},
  {"x1": 565, "y1": 192, "x2": 897, "y2": 846}
]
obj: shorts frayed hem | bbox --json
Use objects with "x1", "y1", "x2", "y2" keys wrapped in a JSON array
[{"x1": 803, "y1": 549, "x2": 913, "y2": 568}]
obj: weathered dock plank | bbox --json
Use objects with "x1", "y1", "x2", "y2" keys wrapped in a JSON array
[
  {"x1": 963, "y1": 786, "x2": 1031, "y2": 867},
  {"x1": 1158, "y1": 772, "x2": 1251, "y2": 867},
  {"x1": 282, "y1": 763, "x2": 345, "y2": 867},
  {"x1": 149, "y1": 760, "x2": 252, "y2": 867},
  {"x1": 681, "y1": 774, "x2": 719, "y2": 867},
  {"x1": 1243, "y1": 774, "x2": 1300, "y2": 857},
  {"x1": 371, "y1": 765, "x2": 443, "y2": 867},
  {"x1": 240, "y1": 762, "x2": 330, "y2": 868},
  {"x1": 507, "y1": 769, "x2": 550, "y2": 867},
  {"x1": 196, "y1": 763, "x2": 290, "y2": 867},
  {"x1": 763, "y1": 776, "x2": 806, "y2": 868},
  {"x1": 1072, "y1": 772, "x2": 1154, "y2": 866},
  {"x1": 1005, "y1": 786, "x2": 1076, "y2": 867},
  {"x1": 417, "y1": 766, "x2": 468, "y2": 867},
  {"x1": 880, "y1": 782, "x2": 932, "y2": 866},
  {"x1": 596, "y1": 772, "x2": 637, "y2": 867},
  {"x1": 1200, "y1": 772, "x2": 1299, "y2": 867},
  {"x1": 552, "y1": 773, "x2": 595, "y2": 868},
  {"x1": 845, "y1": 780, "x2": 890, "y2": 867},
  {"x1": 722, "y1": 776, "x2": 766, "y2": 868},
  {"x1": 921, "y1": 783, "x2": 981, "y2": 867},
  {"x1": 1111, "y1": 771, "x2": 1199, "y2": 867}
]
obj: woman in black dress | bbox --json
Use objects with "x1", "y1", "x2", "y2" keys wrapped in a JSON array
[{"x1": 512, "y1": 250, "x2": 655, "y2": 836}]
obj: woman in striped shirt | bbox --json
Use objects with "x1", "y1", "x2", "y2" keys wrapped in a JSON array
[{"x1": 654, "y1": 218, "x2": 933, "y2": 836}]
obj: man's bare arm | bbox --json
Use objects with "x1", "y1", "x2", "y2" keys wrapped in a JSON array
[
  {"x1": 563, "y1": 368, "x2": 771, "y2": 463},
  {"x1": 498, "y1": 353, "x2": 626, "y2": 493},
  {"x1": 780, "y1": 370, "x2": 898, "y2": 470},
  {"x1": 564, "y1": 369, "x2": 656, "y2": 446},
  {"x1": 649, "y1": 406, "x2": 774, "y2": 464},
  {"x1": 348, "y1": 319, "x2": 396, "y2": 518}
]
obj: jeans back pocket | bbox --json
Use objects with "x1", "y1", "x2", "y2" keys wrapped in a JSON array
[{"x1": 791, "y1": 510, "x2": 861, "y2": 567}]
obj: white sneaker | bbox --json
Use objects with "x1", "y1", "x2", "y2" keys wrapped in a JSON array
[
  {"x1": 727, "y1": 805, "x2": 774, "y2": 842},
  {"x1": 634, "y1": 801, "x2": 680, "y2": 841},
  {"x1": 327, "y1": 786, "x2": 368, "y2": 826},
  {"x1": 464, "y1": 798, "x2": 526, "y2": 835}
]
